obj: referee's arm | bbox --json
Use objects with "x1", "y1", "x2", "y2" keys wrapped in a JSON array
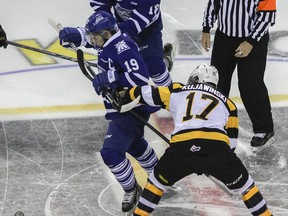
[{"x1": 247, "y1": 0, "x2": 276, "y2": 46}]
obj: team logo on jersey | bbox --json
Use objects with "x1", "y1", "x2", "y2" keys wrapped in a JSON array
[
  {"x1": 190, "y1": 145, "x2": 201, "y2": 152},
  {"x1": 115, "y1": 40, "x2": 130, "y2": 54}
]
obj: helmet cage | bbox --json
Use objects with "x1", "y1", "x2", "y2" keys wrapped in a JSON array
[{"x1": 188, "y1": 64, "x2": 219, "y2": 86}]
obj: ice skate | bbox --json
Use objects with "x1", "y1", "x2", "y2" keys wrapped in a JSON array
[
  {"x1": 122, "y1": 183, "x2": 142, "y2": 213},
  {"x1": 163, "y1": 42, "x2": 177, "y2": 72}
]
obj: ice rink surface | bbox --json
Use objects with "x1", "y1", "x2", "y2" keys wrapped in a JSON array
[{"x1": 0, "y1": 0, "x2": 288, "y2": 215}]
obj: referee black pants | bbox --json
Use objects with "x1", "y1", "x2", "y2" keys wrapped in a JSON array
[{"x1": 211, "y1": 29, "x2": 274, "y2": 133}]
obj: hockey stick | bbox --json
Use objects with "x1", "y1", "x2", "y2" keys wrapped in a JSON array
[
  {"x1": 47, "y1": 18, "x2": 79, "y2": 52},
  {"x1": 76, "y1": 49, "x2": 140, "y2": 114},
  {"x1": 77, "y1": 49, "x2": 169, "y2": 138},
  {"x1": 77, "y1": 49, "x2": 234, "y2": 197},
  {"x1": 6, "y1": 40, "x2": 98, "y2": 67},
  {"x1": 47, "y1": 18, "x2": 63, "y2": 33},
  {"x1": 48, "y1": 18, "x2": 97, "y2": 78}
]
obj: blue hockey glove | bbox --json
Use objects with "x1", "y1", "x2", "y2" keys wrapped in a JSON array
[
  {"x1": 0, "y1": 25, "x2": 8, "y2": 49},
  {"x1": 59, "y1": 27, "x2": 86, "y2": 48},
  {"x1": 92, "y1": 70, "x2": 119, "y2": 95}
]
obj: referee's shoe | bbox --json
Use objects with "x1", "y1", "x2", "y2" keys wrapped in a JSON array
[{"x1": 251, "y1": 131, "x2": 274, "y2": 150}]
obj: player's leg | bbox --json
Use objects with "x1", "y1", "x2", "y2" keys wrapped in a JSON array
[
  {"x1": 233, "y1": 175, "x2": 273, "y2": 216},
  {"x1": 211, "y1": 143, "x2": 273, "y2": 216},
  {"x1": 100, "y1": 116, "x2": 145, "y2": 212},
  {"x1": 100, "y1": 148, "x2": 141, "y2": 212},
  {"x1": 128, "y1": 138, "x2": 158, "y2": 174},
  {"x1": 134, "y1": 143, "x2": 195, "y2": 215},
  {"x1": 138, "y1": 30, "x2": 172, "y2": 86}
]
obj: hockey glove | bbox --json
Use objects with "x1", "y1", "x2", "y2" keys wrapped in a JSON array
[
  {"x1": 59, "y1": 27, "x2": 86, "y2": 48},
  {"x1": 92, "y1": 70, "x2": 119, "y2": 95},
  {"x1": 0, "y1": 25, "x2": 8, "y2": 49}
]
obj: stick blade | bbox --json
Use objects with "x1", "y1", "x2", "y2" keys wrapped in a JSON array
[{"x1": 119, "y1": 96, "x2": 141, "y2": 113}]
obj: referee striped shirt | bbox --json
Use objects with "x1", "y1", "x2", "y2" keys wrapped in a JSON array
[{"x1": 202, "y1": 0, "x2": 276, "y2": 44}]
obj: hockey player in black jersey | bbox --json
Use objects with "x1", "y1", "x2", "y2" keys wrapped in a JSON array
[{"x1": 118, "y1": 64, "x2": 273, "y2": 216}]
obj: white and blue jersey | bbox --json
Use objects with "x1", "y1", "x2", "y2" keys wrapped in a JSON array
[
  {"x1": 90, "y1": 0, "x2": 172, "y2": 87},
  {"x1": 90, "y1": 0, "x2": 163, "y2": 39},
  {"x1": 92, "y1": 30, "x2": 155, "y2": 119}
]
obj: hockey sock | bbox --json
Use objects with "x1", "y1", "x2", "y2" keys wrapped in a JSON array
[
  {"x1": 135, "y1": 144, "x2": 158, "y2": 174},
  {"x1": 145, "y1": 57, "x2": 172, "y2": 86},
  {"x1": 133, "y1": 171, "x2": 168, "y2": 216},
  {"x1": 242, "y1": 184, "x2": 272, "y2": 216},
  {"x1": 110, "y1": 158, "x2": 136, "y2": 192},
  {"x1": 134, "y1": 179, "x2": 164, "y2": 216}
]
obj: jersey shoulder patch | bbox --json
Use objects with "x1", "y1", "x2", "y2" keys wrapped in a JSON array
[{"x1": 115, "y1": 40, "x2": 131, "y2": 54}]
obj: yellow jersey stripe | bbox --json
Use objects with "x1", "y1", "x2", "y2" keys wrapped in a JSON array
[
  {"x1": 226, "y1": 116, "x2": 238, "y2": 128},
  {"x1": 227, "y1": 99, "x2": 236, "y2": 111},
  {"x1": 157, "y1": 86, "x2": 171, "y2": 110},
  {"x1": 170, "y1": 131, "x2": 230, "y2": 145}
]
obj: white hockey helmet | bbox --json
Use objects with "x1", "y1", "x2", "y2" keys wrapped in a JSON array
[{"x1": 187, "y1": 63, "x2": 219, "y2": 86}]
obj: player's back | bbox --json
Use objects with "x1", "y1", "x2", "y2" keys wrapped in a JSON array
[{"x1": 169, "y1": 83, "x2": 230, "y2": 135}]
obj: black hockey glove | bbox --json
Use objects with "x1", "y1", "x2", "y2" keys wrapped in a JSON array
[{"x1": 0, "y1": 25, "x2": 8, "y2": 49}]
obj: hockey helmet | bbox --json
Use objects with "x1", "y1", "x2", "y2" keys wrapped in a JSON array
[
  {"x1": 85, "y1": 11, "x2": 118, "y2": 35},
  {"x1": 188, "y1": 63, "x2": 219, "y2": 86}
]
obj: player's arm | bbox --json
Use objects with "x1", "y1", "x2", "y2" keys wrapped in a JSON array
[
  {"x1": 118, "y1": 0, "x2": 161, "y2": 38},
  {"x1": 90, "y1": 0, "x2": 113, "y2": 14},
  {"x1": 224, "y1": 99, "x2": 239, "y2": 150},
  {"x1": 247, "y1": 0, "x2": 276, "y2": 45},
  {"x1": 121, "y1": 83, "x2": 184, "y2": 112},
  {"x1": 123, "y1": 85, "x2": 170, "y2": 110}
]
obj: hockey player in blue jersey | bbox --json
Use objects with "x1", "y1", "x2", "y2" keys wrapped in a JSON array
[
  {"x1": 59, "y1": 11, "x2": 159, "y2": 213},
  {"x1": 89, "y1": 0, "x2": 174, "y2": 87}
]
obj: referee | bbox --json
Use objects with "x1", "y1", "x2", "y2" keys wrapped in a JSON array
[{"x1": 201, "y1": 0, "x2": 276, "y2": 150}]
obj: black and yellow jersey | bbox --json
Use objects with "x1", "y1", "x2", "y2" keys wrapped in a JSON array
[{"x1": 127, "y1": 82, "x2": 238, "y2": 149}]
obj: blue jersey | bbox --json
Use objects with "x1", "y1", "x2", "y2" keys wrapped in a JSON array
[
  {"x1": 93, "y1": 31, "x2": 154, "y2": 119},
  {"x1": 90, "y1": 0, "x2": 172, "y2": 87},
  {"x1": 90, "y1": 0, "x2": 163, "y2": 40}
]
